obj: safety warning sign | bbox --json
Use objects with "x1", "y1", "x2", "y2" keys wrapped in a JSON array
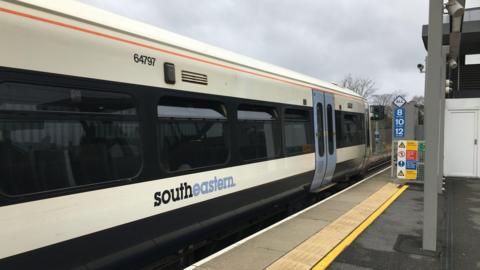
[
  {"x1": 406, "y1": 141, "x2": 418, "y2": 180},
  {"x1": 406, "y1": 151, "x2": 417, "y2": 160},
  {"x1": 406, "y1": 160, "x2": 417, "y2": 170},
  {"x1": 406, "y1": 170, "x2": 417, "y2": 179},
  {"x1": 397, "y1": 140, "x2": 407, "y2": 179},
  {"x1": 397, "y1": 140, "x2": 418, "y2": 180}
]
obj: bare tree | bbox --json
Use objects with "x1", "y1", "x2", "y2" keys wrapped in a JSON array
[
  {"x1": 410, "y1": 95, "x2": 424, "y2": 105},
  {"x1": 370, "y1": 94, "x2": 393, "y2": 106},
  {"x1": 340, "y1": 74, "x2": 377, "y2": 99},
  {"x1": 370, "y1": 90, "x2": 408, "y2": 106}
]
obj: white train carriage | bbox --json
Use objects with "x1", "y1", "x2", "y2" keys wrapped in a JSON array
[{"x1": 0, "y1": 0, "x2": 389, "y2": 269}]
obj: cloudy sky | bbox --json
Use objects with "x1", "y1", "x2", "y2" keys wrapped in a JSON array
[{"x1": 78, "y1": 0, "x2": 480, "y2": 99}]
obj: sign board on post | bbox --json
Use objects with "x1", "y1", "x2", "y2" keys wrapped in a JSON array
[
  {"x1": 394, "y1": 107, "x2": 406, "y2": 138},
  {"x1": 393, "y1": 95, "x2": 407, "y2": 139},
  {"x1": 405, "y1": 141, "x2": 418, "y2": 179},
  {"x1": 397, "y1": 140, "x2": 418, "y2": 180},
  {"x1": 419, "y1": 142, "x2": 425, "y2": 152},
  {"x1": 397, "y1": 140, "x2": 407, "y2": 178},
  {"x1": 393, "y1": 95, "x2": 407, "y2": 108}
]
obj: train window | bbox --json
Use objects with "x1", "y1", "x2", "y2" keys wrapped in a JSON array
[
  {"x1": 0, "y1": 83, "x2": 136, "y2": 115},
  {"x1": 335, "y1": 111, "x2": 365, "y2": 148},
  {"x1": 0, "y1": 83, "x2": 141, "y2": 196},
  {"x1": 237, "y1": 105, "x2": 280, "y2": 161},
  {"x1": 158, "y1": 104, "x2": 226, "y2": 120},
  {"x1": 157, "y1": 97, "x2": 229, "y2": 172},
  {"x1": 285, "y1": 108, "x2": 309, "y2": 120},
  {"x1": 335, "y1": 112, "x2": 342, "y2": 145},
  {"x1": 316, "y1": 104, "x2": 325, "y2": 157},
  {"x1": 238, "y1": 106, "x2": 276, "y2": 121},
  {"x1": 284, "y1": 108, "x2": 313, "y2": 156},
  {"x1": 327, "y1": 105, "x2": 334, "y2": 155},
  {"x1": 366, "y1": 110, "x2": 370, "y2": 147}
]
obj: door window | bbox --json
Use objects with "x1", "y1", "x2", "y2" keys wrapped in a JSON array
[
  {"x1": 327, "y1": 105, "x2": 334, "y2": 155},
  {"x1": 317, "y1": 103, "x2": 325, "y2": 157}
]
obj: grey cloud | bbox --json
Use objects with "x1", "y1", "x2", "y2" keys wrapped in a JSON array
[{"x1": 79, "y1": 0, "x2": 430, "y2": 97}]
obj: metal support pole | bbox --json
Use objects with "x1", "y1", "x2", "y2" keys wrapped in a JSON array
[
  {"x1": 423, "y1": 0, "x2": 443, "y2": 252},
  {"x1": 438, "y1": 46, "x2": 448, "y2": 194}
]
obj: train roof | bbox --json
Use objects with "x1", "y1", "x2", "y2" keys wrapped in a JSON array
[{"x1": 15, "y1": 0, "x2": 363, "y2": 100}]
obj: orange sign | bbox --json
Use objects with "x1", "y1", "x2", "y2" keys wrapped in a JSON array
[{"x1": 406, "y1": 150, "x2": 417, "y2": 160}]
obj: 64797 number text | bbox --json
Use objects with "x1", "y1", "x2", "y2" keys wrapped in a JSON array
[{"x1": 133, "y1": 53, "x2": 156, "y2": 66}]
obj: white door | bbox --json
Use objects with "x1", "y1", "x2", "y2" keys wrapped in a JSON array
[{"x1": 444, "y1": 110, "x2": 477, "y2": 177}]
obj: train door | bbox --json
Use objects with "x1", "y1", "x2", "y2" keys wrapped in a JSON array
[
  {"x1": 310, "y1": 91, "x2": 337, "y2": 191},
  {"x1": 310, "y1": 90, "x2": 326, "y2": 191},
  {"x1": 323, "y1": 93, "x2": 337, "y2": 185}
]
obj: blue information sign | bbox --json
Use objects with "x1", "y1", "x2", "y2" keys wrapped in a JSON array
[
  {"x1": 406, "y1": 160, "x2": 417, "y2": 170},
  {"x1": 394, "y1": 107, "x2": 405, "y2": 138}
]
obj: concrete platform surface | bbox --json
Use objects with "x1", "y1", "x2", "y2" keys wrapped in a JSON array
[
  {"x1": 188, "y1": 169, "x2": 398, "y2": 270},
  {"x1": 187, "y1": 171, "x2": 480, "y2": 270},
  {"x1": 329, "y1": 185, "x2": 444, "y2": 270},
  {"x1": 445, "y1": 178, "x2": 480, "y2": 270},
  {"x1": 330, "y1": 177, "x2": 480, "y2": 270}
]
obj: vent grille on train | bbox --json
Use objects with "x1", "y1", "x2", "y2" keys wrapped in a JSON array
[{"x1": 181, "y1": 70, "x2": 208, "y2": 85}]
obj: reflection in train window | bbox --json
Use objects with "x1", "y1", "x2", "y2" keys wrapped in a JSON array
[
  {"x1": 335, "y1": 111, "x2": 365, "y2": 148},
  {"x1": 284, "y1": 108, "x2": 313, "y2": 155},
  {"x1": 0, "y1": 83, "x2": 141, "y2": 196},
  {"x1": 157, "y1": 96, "x2": 229, "y2": 172},
  {"x1": 317, "y1": 103, "x2": 325, "y2": 157},
  {"x1": 327, "y1": 105, "x2": 334, "y2": 155},
  {"x1": 237, "y1": 104, "x2": 280, "y2": 161}
]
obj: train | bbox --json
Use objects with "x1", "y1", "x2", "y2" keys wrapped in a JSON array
[{"x1": 0, "y1": 0, "x2": 391, "y2": 269}]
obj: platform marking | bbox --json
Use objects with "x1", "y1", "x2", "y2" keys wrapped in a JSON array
[
  {"x1": 312, "y1": 184, "x2": 408, "y2": 270},
  {"x1": 266, "y1": 183, "x2": 407, "y2": 270},
  {"x1": 185, "y1": 166, "x2": 391, "y2": 269}
]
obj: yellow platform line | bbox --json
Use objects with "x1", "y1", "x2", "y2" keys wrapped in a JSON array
[
  {"x1": 312, "y1": 184, "x2": 409, "y2": 270},
  {"x1": 266, "y1": 182, "x2": 408, "y2": 270}
]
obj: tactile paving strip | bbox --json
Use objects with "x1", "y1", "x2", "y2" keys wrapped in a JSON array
[{"x1": 266, "y1": 183, "x2": 401, "y2": 270}]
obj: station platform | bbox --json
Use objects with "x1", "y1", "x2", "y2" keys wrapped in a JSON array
[
  {"x1": 444, "y1": 177, "x2": 480, "y2": 269},
  {"x1": 186, "y1": 168, "x2": 429, "y2": 270},
  {"x1": 185, "y1": 169, "x2": 480, "y2": 270},
  {"x1": 329, "y1": 182, "x2": 443, "y2": 270}
]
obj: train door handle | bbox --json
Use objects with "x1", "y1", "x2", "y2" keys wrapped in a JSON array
[{"x1": 475, "y1": 139, "x2": 478, "y2": 145}]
